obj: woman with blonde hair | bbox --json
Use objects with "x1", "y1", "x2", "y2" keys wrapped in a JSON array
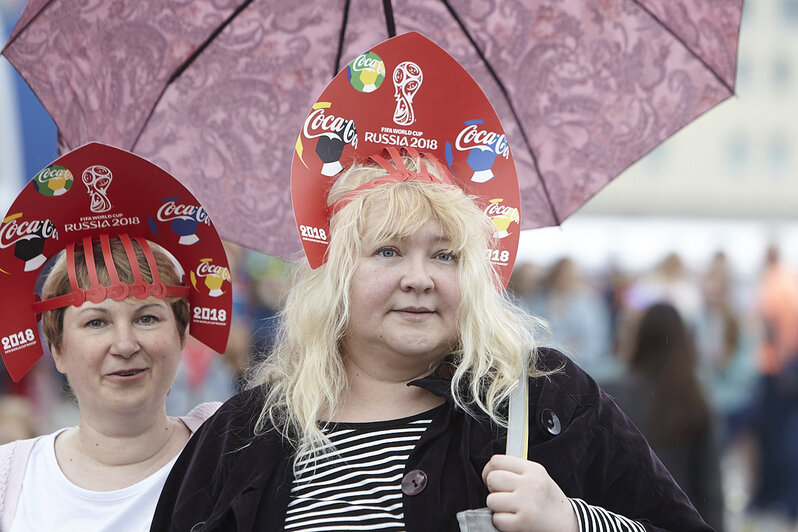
[
  {"x1": 153, "y1": 152, "x2": 709, "y2": 531},
  {"x1": 152, "y1": 34, "x2": 709, "y2": 532}
]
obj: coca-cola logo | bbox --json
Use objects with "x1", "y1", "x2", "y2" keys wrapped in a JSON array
[
  {"x1": 0, "y1": 216, "x2": 58, "y2": 249},
  {"x1": 455, "y1": 123, "x2": 509, "y2": 158},
  {"x1": 352, "y1": 54, "x2": 384, "y2": 74},
  {"x1": 484, "y1": 202, "x2": 518, "y2": 219},
  {"x1": 303, "y1": 106, "x2": 358, "y2": 148},
  {"x1": 156, "y1": 201, "x2": 210, "y2": 225},
  {"x1": 33, "y1": 165, "x2": 74, "y2": 197},
  {"x1": 347, "y1": 51, "x2": 386, "y2": 93},
  {"x1": 195, "y1": 261, "x2": 230, "y2": 281}
]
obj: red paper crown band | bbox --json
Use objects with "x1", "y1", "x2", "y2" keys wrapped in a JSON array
[
  {"x1": 99, "y1": 234, "x2": 129, "y2": 301},
  {"x1": 326, "y1": 147, "x2": 455, "y2": 219},
  {"x1": 82, "y1": 236, "x2": 107, "y2": 303},
  {"x1": 31, "y1": 234, "x2": 189, "y2": 314},
  {"x1": 119, "y1": 233, "x2": 146, "y2": 298}
]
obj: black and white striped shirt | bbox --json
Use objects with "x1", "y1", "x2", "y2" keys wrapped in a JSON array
[
  {"x1": 286, "y1": 409, "x2": 437, "y2": 531},
  {"x1": 285, "y1": 408, "x2": 646, "y2": 532}
]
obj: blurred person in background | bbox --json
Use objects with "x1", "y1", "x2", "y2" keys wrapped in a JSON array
[
  {"x1": 749, "y1": 244, "x2": 798, "y2": 522},
  {"x1": 243, "y1": 251, "x2": 292, "y2": 365},
  {"x1": 524, "y1": 257, "x2": 614, "y2": 379},
  {"x1": 604, "y1": 302, "x2": 725, "y2": 531},
  {"x1": 167, "y1": 242, "x2": 250, "y2": 410},
  {"x1": 0, "y1": 395, "x2": 36, "y2": 445},
  {"x1": 506, "y1": 261, "x2": 541, "y2": 309},
  {"x1": 696, "y1": 251, "x2": 756, "y2": 448},
  {"x1": 624, "y1": 252, "x2": 703, "y2": 331}
]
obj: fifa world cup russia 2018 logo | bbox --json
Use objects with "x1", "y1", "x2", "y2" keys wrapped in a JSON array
[
  {"x1": 191, "y1": 259, "x2": 231, "y2": 298},
  {"x1": 82, "y1": 165, "x2": 113, "y2": 213},
  {"x1": 485, "y1": 199, "x2": 519, "y2": 239},
  {"x1": 392, "y1": 61, "x2": 423, "y2": 126}
]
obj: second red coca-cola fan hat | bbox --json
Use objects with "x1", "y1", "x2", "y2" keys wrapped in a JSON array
[
  {"x1": 290, "y1": 32, "x2": 521, "y2": 288},
  {"x1": 0, "y1": 142, "x2": 232, "y2": 382}
]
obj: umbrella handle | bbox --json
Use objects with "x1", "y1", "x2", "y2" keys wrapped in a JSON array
[{"x1": 505, "y1": 364, "x2": 528, "y2": 458}]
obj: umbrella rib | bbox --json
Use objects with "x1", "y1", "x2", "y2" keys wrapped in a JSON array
[
  {"x1": 334, "y1": 1, "x2": 395, "y2": 79},
  {"x1": 334, "y1": 0, "x2": 353, "y2": 76},
  {"x1": 630, "y1": 0, "x2": 735, "y2": 94},
  {"x1": 381, "y1": 0, "x2": 397, "y2": 38},
  {"x1": 131, "y1": 0, "x2": 255, "y2": 150},
  {"x1": 439, "y1": 0, "x2": 561, "y2": 225}
]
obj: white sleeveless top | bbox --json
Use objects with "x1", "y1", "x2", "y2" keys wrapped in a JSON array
[{"x1": 9, "y1": 428, "x2": 179, "y2": 532}]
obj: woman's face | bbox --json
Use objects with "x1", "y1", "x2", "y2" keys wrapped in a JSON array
[
  {"x1": 52, "y1": 296, "x2": 184, "y2": 419},
  {"x1": 343, "y1": 218, "x2": 461, "y2": 373}
]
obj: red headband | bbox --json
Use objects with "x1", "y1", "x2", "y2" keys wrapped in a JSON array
[
  {"x1": 326, "y1": 147, "x2": 455, "y2": 219},
  {"x1": 32, "y1": 234, "x2": 189, "y2": 314}
]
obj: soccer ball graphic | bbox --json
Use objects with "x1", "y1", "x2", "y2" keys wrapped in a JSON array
[{"x1": 33, "y1": 165, "x2": 74, "y2": 197}]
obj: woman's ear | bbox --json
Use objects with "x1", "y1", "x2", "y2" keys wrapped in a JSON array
[{"x1": 50, "y1": 344, "x2": 66, "y2": 375}]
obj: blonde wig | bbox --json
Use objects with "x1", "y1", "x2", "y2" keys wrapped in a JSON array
[{"x1": 249, "y1": 154, "x2": 548, "y2": 464}]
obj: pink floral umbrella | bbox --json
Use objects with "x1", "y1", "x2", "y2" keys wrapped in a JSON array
[{"x1": 2, "y1": 0, "x2": 743, "y2": 260}]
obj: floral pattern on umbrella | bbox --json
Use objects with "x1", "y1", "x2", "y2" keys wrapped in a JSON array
[{"x1": 2, "y1": 0, "x2": 743, "y2": 260}]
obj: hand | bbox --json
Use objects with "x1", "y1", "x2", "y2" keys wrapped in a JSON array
[{"x1": 481, "y1": 454, "x2": 578, "y2": 532}]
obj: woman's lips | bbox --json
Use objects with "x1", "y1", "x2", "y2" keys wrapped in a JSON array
[
  {"x1": 394, "y1": 307, "x2": 434, "y2": 320},
  {"x1": 106, "y1": 368, "x2": 147, "y2": 381}
]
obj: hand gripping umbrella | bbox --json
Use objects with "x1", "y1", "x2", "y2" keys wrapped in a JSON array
[
  {"x1": 2, "y1": 0, "x2": 743, "y2": 260},
  {"x1": 0, "y1": 142, "x2": 233, "y2": 382}
]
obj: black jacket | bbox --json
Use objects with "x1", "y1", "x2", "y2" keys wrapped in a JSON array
[{"x1": 151, "y1": 349, "x2": 711, "y2": 531}]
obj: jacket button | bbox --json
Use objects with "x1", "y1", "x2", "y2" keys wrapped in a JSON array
[
  {"x1": 540, "y1": 408, "x2": 561, "y2": 435},
  {"x1": 401, "y1": 469, "x2": 428, "y2": 495}
]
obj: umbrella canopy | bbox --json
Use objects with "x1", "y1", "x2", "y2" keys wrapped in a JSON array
[{"x1": 2, "y1": 0, "x2": 743, "y2": 260}]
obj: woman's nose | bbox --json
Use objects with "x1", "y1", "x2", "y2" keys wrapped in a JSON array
[
  {"x1": 111, "y1": 325, "x2": 140, "y2": 358},
  {"x1": 399, "y1": 255, "x2": 434, "y2": 292}
]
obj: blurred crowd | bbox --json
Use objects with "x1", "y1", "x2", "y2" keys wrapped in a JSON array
[
  {"x1": 3, "y1": 241, "x2": 798, "y2": 531},
  {"x1": 508, "y1": 245, "x2": 798, "y2": 532}
]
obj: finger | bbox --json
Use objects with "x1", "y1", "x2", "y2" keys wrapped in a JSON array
[
  {"x1": 482, "y1": 454, "x2": 524, "y2": 484},
  {"x1": 484, "y1": 469, "x2": 521, "y2": 493},
  {"x1": 486, "y1": 491, "x2": 521, "y2": 513},
  {"x1": 491, "y1": 511, "x2": 522, "y2": 532},
  {"x1": 488, "y1": 453, "x2": 537, "y2": 474}
]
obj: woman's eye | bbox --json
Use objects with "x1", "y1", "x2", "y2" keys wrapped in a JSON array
[
  {"x1": 137, "y1": 315, "x2": 159, "y2": 325},
  {"x1": 85, "y1": 318, "x2": 105, "y2": 328},
  {"x1": 435, "y1": 251, "x2": 457, "y2": 262},
  {"x1": 376, "y1": 247, "x2": 398, "y2": 258}
]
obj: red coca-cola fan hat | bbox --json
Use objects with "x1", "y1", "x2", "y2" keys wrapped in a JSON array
[
  {"x1": 0, "y1": 142, "x2": 232, "y2": 382},
  {"x1": 290, "y1": 32, "x2": 521, "y2": 288}
]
